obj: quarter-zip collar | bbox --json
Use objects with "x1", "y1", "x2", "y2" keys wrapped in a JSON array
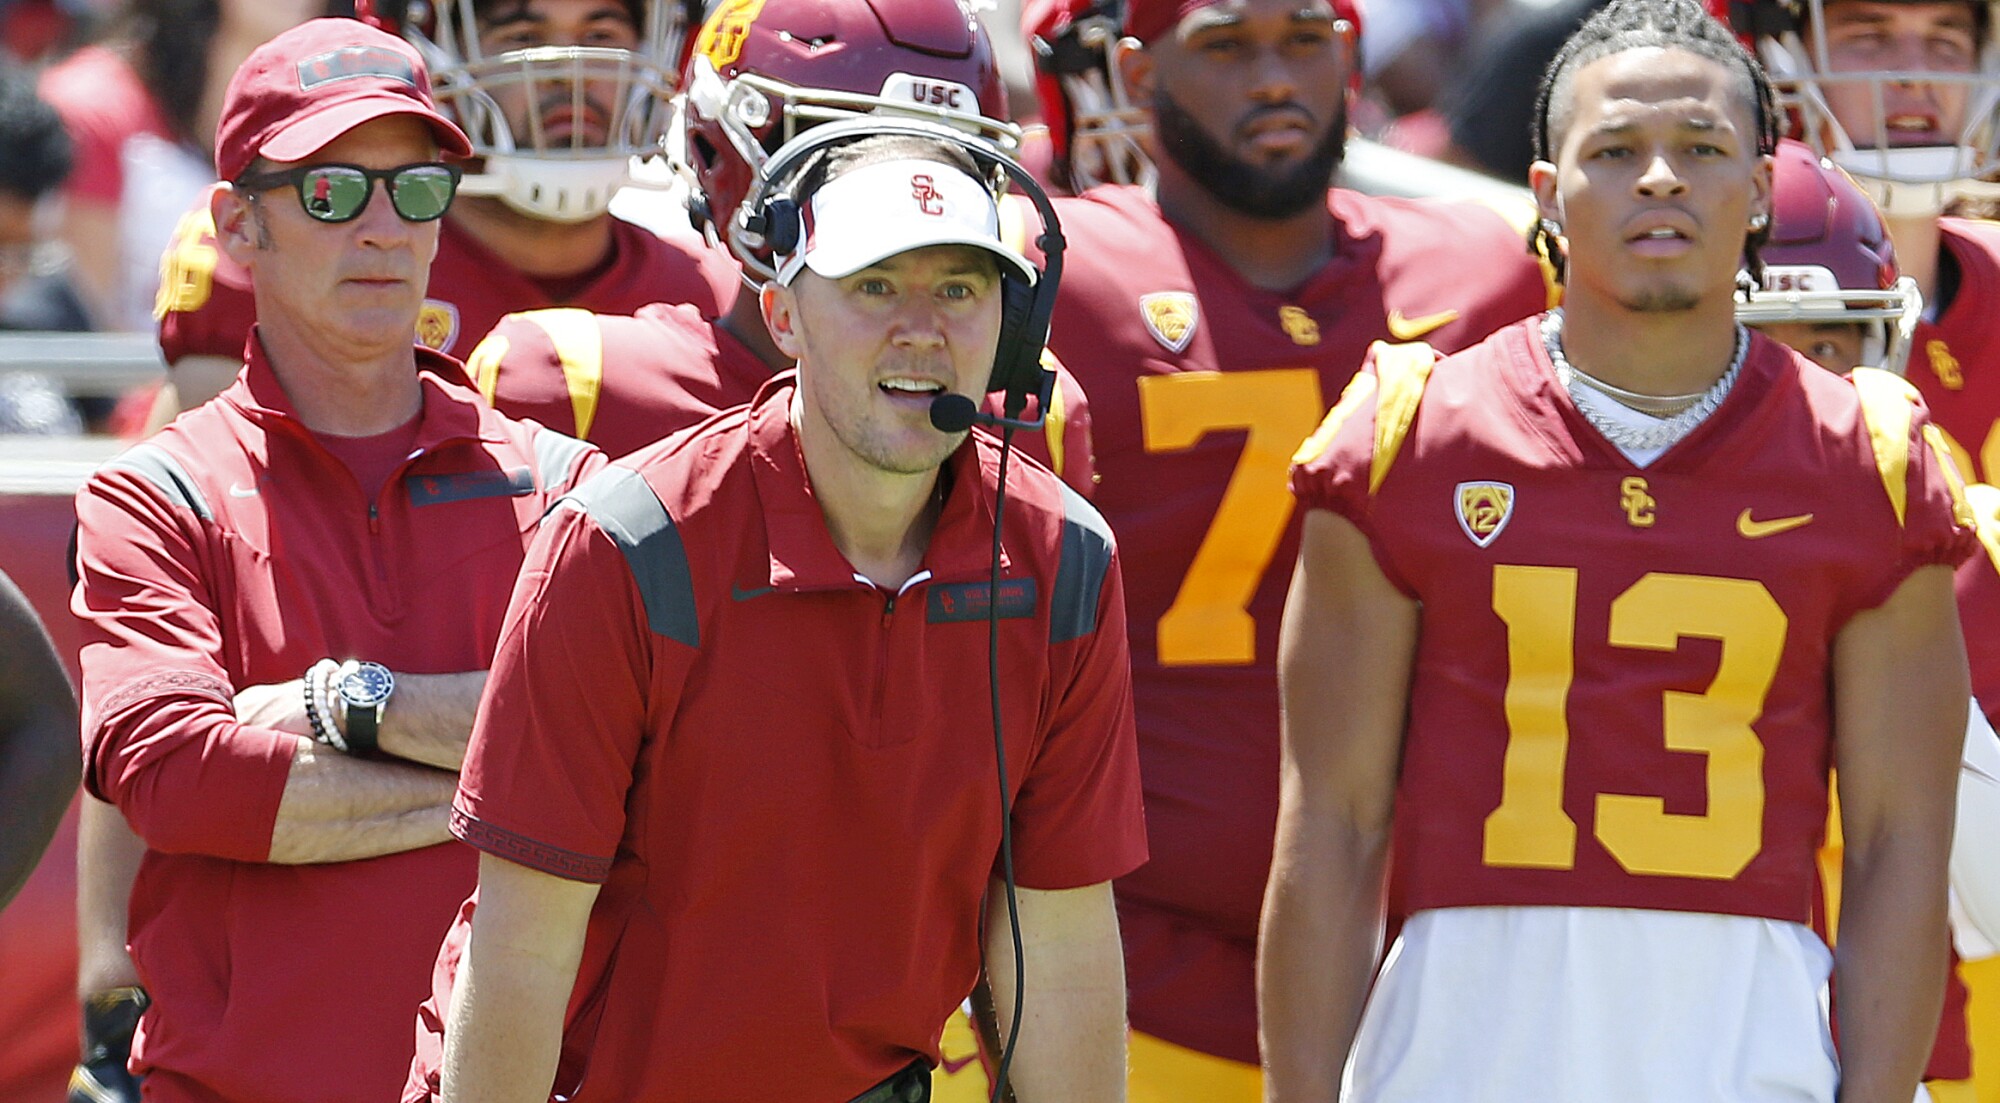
[{"x1": 745, "y1": 372, "x2": 1011, "y2": 592}]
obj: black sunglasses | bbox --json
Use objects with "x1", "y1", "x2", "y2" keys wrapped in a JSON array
[{"x1": 234, "y1": 162, "x2": 463, "y2": 224}]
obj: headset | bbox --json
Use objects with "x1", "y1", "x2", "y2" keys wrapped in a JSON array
[
  {"x1": 739, "y1": 114, "x2": 1066, "y2": 1103},
  {"x1": 735, "y1": 114, "x2": 1067, "y2": 429}
]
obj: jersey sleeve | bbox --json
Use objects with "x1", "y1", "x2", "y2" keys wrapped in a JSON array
[
  {"x1": 450, "y1": 479, "x2": 692, "y2": 883},
  {"x1": 1850, "y1": 369, "x2": 1978, "y2": 613},
  {"x1": 1290, "y1": 340, "x2": 1441, "y2": 518},
  {"x1": 72, "y1": 458, "x2": 297, "y2": 860},
  {"x1": 467, "y1": 309, "x2": 598, "y2": 440},
  {"x1": 1006, "y1": 495, "x2": 1148, "y2": 889},
  {"x1": 1956, "y1": 484, "x2": 2000, "y2": 721}
]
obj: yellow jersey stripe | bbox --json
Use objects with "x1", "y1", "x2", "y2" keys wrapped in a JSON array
[{"x1": 1851, "y1": 367, "x2": 1918, "y2": 527}]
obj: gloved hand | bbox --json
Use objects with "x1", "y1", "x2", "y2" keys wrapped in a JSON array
[{"x1": 68, "y1": 986, "x2": 147, "y2": 1103}]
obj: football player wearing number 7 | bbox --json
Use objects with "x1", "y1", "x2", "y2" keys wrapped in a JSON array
[
  {"x1": 1263, "y1": 2, "x2": 1977, "y2": 1101},
  {"x1": 1027, "y1": 0, "x2": 1553, "y2": 1095}
]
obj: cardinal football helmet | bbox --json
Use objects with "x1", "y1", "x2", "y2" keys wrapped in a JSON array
[
  {"x1": 357, "y1": 0, "x2": 689, "y2": 222},
  {"x1": 1025, "y1": 0, "x2": 1152, "y2": 191},
  {"x1": 680, "y1": 0, "x2": 1017, "y2": 279},
  {"x1": 1737, "y1": 139, "x2": 1921, "y2": 373}
]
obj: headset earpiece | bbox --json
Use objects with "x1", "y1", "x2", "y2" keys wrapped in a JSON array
[
  {"x1": 763, "y1": 196, "x2": 801, "y2": 257},
  {"x1": 990, "y1": 274, "x2": 1041, "y2": 397}
]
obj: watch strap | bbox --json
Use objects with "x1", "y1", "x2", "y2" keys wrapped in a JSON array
[{"x1": 337, "y1": 660, "x2": 382, "y2": 757}]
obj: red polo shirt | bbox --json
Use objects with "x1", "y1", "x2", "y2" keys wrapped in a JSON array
[
  {"x1": 73, "y1": 336, "x2": 604, "y2": 1103},
  {"x1": 407, "y1": 373, "x2": 1147, "y2": 1102}
]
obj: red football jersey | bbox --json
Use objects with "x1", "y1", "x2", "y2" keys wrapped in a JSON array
[
  {"x1": 466, "y1": 301, "x2": 1101, "y2": 490},
  {"x1": 1036, "y1": 182, "x2": 1552, "y2": 1060},
  {"x1": 1911, "y1": 219, "x2": 2000, "y2": 483},
  {"x1": 1959, "y1": 483, "x2": 2000, "y2": 724},
  {"x1": 1294, "y1": 321, "x2": 1973, "y2": 922},
  {"x1": 153, "y1": 185, "x2": 741, "y2": 364}
]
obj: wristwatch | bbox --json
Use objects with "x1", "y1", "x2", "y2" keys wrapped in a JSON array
[{"x1": 333, "y1": 660, "x2": 394, "y2": 756}]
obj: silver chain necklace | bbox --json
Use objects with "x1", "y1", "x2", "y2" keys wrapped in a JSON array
[{"x1": 1542, "y1": 311, "x2": 1747, "y2": 453}]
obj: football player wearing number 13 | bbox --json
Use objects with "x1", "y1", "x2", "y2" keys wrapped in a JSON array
[
  {"x1": 1025, "y1": 0, "x2": 1553, "y2": 1093},
  {"x1": 1266, "y1": 2, "x2": 1977, "y2": 1102}
]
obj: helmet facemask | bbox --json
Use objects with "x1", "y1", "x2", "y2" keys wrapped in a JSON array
[
  {"x1": 413, "y1": 0, "x2": 686, "y2": 221},
  {"x1": 1756, "y1": 0, "x2": 2000, "y2": 216}
]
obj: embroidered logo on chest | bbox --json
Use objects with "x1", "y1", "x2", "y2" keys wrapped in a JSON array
[
  {"x1": 1455, "y1": 481, "x2": 1515, "y2": 547},
  {"x1": 1620, "y1": 476, "x2": 1656, "y2": 527},
  {"x1": 1140, "y1": 291, "x2": 1198, "y2": 354},
  {"x1": 417, "y1": 299, "x2": 460, "y2": 352},
  {"x1": 1278, "y1": 305, "x2": 1320, "y2": 346},
  {"x1": 929, "y1": 579, "x2": 1038, "y2": 622},
  {"x1": 1929, "y1": 339, "x2": 1964, "y2": 390}
]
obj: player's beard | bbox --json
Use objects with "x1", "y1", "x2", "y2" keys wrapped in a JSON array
[
  {"x1": 1617, "y1": 283, "x2": 1702, "y2": 313},
  {"x1": 1152, "y1": 88, "x2": 1344, "y2": 219}
]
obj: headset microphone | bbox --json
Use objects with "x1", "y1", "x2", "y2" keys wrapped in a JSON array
[{"x1": 928, "y1": 368, "x2": 1056, "y2": 434}]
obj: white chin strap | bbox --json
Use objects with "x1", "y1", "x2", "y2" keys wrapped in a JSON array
[{"x1": 458, "y1": 156, "x2": 634, "y2": 222}]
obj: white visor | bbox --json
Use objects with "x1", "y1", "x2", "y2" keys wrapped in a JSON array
[{"x1": 774, "y1": 158, "x2": 1038, "y2": 287}]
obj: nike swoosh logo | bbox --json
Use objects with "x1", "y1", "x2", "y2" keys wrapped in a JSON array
[
  {"x1": 1737, "y1": 509, "x2": 1814, "y2": 538},
  {"x1": 228, "y1": 482, "x2": 258, "y2": 498},
  {"x1": 730, "y1": 584, "x2": 776, "y2": 601},
  {"x1": 939, "y1": 1053, "x2": 981, "y2": 1076},
  {"x1": 1386, "y1": 308, "x2": 1460, "y2": 341}
]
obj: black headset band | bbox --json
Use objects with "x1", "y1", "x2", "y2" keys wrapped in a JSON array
[{"x1": 743, "y1": 115, "x2": 1065, "y2": 407}]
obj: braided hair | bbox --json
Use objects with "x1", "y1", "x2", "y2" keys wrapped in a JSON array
[{"x1": 1529, "y1": 0, "x2": 1781, "y2": 287}]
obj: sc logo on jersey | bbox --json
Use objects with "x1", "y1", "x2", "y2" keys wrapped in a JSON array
[{"x1": 1620, "y1": 476, "x2": 1655, "y2": 528}]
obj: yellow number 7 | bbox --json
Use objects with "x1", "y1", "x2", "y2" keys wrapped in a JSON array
[{"x1": 1137, "y1": 369, "x2": 1326, "y2": 666}]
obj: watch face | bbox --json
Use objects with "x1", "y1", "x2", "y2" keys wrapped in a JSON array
[{"x1": 338, "y1": 663, "x2": 394, "y2": 708}]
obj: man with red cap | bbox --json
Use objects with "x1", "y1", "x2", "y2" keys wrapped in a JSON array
[
  {"x1": 68, "y1": 19, "x2": 604, "y2": 1103},
  {"x1": 1024, "y1": 0, "x2": 1555, "y2": 1096}
]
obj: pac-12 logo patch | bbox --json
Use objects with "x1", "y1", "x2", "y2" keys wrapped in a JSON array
[
  {"x1": 1140, "y1": 291, "x2": 1198, "y2": 353},
  {"x1": 1455, "y1": 481, "x2": 1515, "y2": 547},
  {"x1": 417, "y1": 299, "x2": 460, "y2": 352}
]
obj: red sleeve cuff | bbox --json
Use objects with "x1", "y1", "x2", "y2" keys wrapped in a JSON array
[{"x1": 449, "y1": 802, "x2": 613, "y2": 883}]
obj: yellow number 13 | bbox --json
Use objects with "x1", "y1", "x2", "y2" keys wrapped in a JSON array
[{"x1": 1484, "y1": 566, "x2": 1785, "y2": 880}]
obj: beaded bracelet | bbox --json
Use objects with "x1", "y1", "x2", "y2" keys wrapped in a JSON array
[{"x1": 303, "y1": 659, "x2": 348, "y2": 753}]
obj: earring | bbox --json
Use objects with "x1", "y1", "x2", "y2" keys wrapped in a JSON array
[
  {"x1": 1748, "y1": 212, "x2": 1770, "y2": 232},
  {"x1": 1539, "y1": 219, "x2": 1563, "y2": 237}
]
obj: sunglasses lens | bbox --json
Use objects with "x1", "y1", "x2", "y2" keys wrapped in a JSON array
[
  {"x1": 298, "y1": 167, "x2": 371, "y2": 222},
  {"x1": 390, "y1": 166, "x2": 458, "y2": 222}
]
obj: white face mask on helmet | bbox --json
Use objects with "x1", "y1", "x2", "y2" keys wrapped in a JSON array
[
  {"x1": 395, "y1": 0, "x2": 687, "y2": 222},
  {"x1": 1741, "y1": 0, "x2": 2000, "y2": 217}
]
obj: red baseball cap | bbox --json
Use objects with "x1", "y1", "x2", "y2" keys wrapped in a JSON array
[{"x1": 213, "y1": 17, "x2": 471, "y2": 182}]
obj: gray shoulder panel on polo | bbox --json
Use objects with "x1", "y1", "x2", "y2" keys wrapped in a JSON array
[
  {"x1": 105, "y1": 443, "x2": 212, "y2": 522},
  {"x1": 560, "y1": 466, "x2": 698, "y2": 648},
  {"x1": 1050, "y1": 482, "x2": 1114, "y2": 644},
  {"x1": 531, "y1": 426, "x2": 595, "y2": 490}
]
